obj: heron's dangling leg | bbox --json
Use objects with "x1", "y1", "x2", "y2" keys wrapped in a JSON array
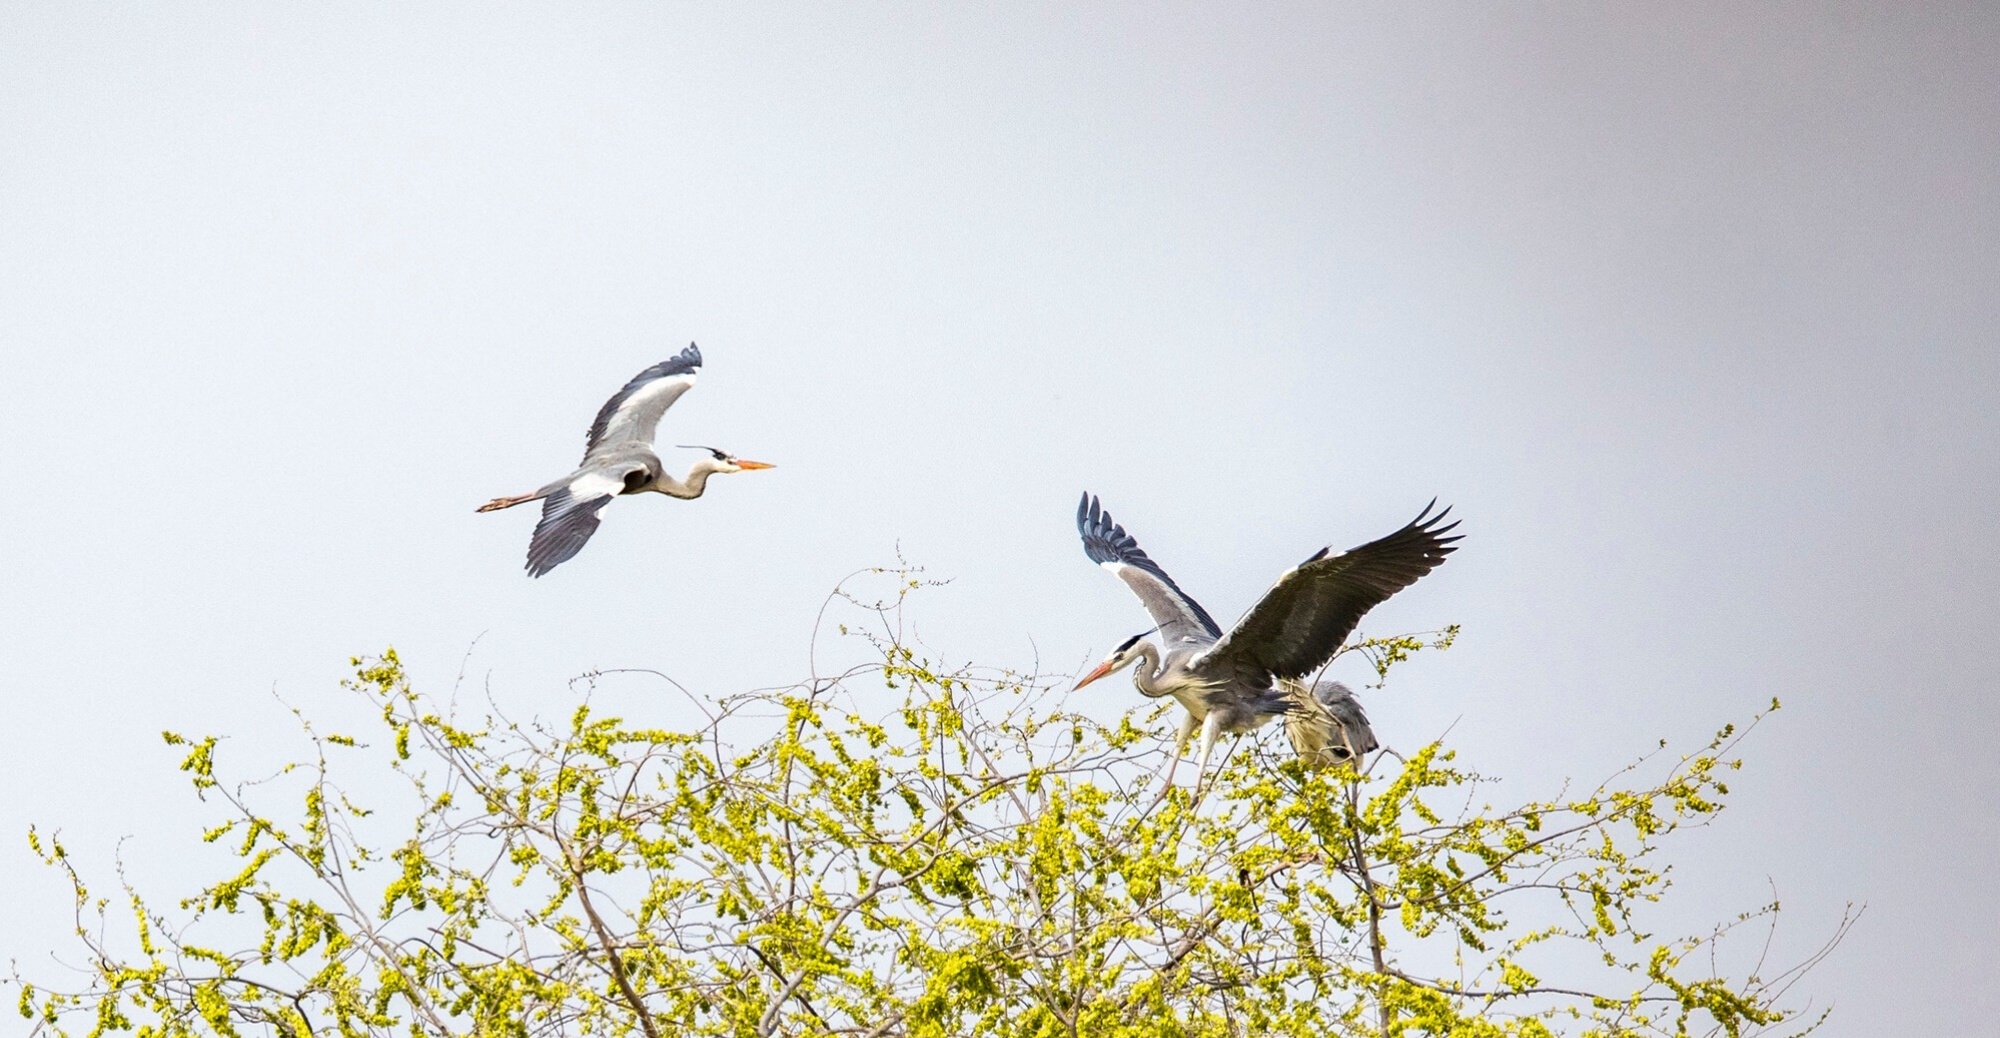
[
  {"x1": 1194, "y1": 712, "x2": 1224, "y2": 777},
  {"x1": 1158, "y1": 711, "x2": 1200, "y2": 791},
  {"x1": 476, "y1": 492, "x2": 539, "y2": 513}
]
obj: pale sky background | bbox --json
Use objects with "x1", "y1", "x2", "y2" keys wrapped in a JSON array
[{"x1": 2, "y1": 3, "x2": 1996, "y2": 1034}]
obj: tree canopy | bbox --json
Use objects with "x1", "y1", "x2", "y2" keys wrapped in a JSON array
[{"x1": 16, "y1": 574, "x2": 1841, "y2": 1037}]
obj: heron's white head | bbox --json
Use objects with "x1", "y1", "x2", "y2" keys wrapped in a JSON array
[
  {"x1": 681, "y1": 445, "x2": 776, "y2": 474},
  {"x1": 1073, "y1": 630, "x2": 1156, "y2": 691}
]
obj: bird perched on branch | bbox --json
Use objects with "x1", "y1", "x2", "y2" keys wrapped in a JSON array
[
  {"x1": 1072, "y1": 493, "x2": 1459, "y2": 782},
  {"x1": 478, "y1": 344, "x2": 773, "y2": 577}
]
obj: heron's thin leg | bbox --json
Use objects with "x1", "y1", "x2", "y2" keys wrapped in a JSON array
[
  {"x1": 1185, "y1": 713, "x2": 1227, "y2": 804},
  {"x1": 1158, "y1": 711, "x2": 1199, "y2": 791},
  {"x1": 1194, "y1": 713, "x2": 1222, "y2": 775},
  {"x1": 476, "y1": 492, "x2": 539, "y2": 513}
]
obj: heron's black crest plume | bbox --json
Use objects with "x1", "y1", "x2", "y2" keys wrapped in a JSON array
[
  {"x1": 676, "y1": 444, "x2": 730, "y2": 460},
  {"x1": 1116, "y1": 626, "x2": 1163, "y2": 652}
]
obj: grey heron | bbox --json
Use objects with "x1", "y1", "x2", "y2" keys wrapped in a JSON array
[
  {"x1": 1072, "y1": 493, "x2": 1459, "y2": 781},
  {"x1": 477, "y1": 344, "x2": 773, "y2": 577}
]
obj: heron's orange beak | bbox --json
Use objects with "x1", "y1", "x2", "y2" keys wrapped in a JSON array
[
  {"x1": 734, "y1": 459, "x2": 775, "y2": 470},
  {"x1": 1073, "y1": 660, "x2": 1116, "y2": 691}
]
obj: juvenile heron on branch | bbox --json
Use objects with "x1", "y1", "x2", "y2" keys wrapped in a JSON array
[
  {"x1": 478, "y1": 344, "x2": 773, "y2": 577},
  {"x1": 1072, "y1": 493, "x2": 1460, "y2": 782}
]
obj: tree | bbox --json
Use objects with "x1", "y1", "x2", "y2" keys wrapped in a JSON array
[{"x1": 16, "y1": 572, "x2": 1843, "y2": 1037}]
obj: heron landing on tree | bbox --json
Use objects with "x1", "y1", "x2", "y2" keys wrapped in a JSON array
[
  {"x1": 1071, "y1": 493, "x2": 1457, "y2": 784},
  {"x1": 477, "y1": 344, "x2": 774, "y2": 577}
]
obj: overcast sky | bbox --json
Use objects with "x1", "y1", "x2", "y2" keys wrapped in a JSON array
[{"x1": 2, "y1": 4, "x2": 1995, "y2": 1033}]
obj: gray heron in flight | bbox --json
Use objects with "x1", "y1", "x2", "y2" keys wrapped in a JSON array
[
  {"x1": 477, "y1": 344, "x2": 773, "y2": 577},
  {"x1": 1072, "y1": 493, "x2": 1460, "y2": 782}
]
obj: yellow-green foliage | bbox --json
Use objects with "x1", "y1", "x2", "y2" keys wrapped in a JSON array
[{"x1": 15, "y1": 589, "x2": 1836, "y2": 1037}]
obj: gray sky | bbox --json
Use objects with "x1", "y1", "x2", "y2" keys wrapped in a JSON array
[{"x1": 2, "y1": 3, "x2": 1995, "y2": 1032}]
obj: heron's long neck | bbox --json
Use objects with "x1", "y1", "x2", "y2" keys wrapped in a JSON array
[
  {"x1": 1129, "y1": 642, "x2": 1173, "y2": 698},
  {"x1": 653, "y1": 460, "x2": 720, "y2": 500}
]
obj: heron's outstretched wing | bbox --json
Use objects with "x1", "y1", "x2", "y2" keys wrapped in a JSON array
[
  {"x1": 523, "y1": 465, "x2": 639, "y2": 577},
  {"x1": 1200, "y1": 502, "x2": 1460, "y2": 684},
  {"x1": 1076, "y1": 493, "x2": 1222, "y2": 647},
  {"x1": 584, "y1": 344, "x2": 702, "y2": 452}
]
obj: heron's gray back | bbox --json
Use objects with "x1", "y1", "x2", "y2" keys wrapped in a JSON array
[
  {"x1": 1151, "y1": 646, "x2": 1287, "y2": 734},
  {"x1": 584, "y1": 441, "x2": 663, "y2": 477}
]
